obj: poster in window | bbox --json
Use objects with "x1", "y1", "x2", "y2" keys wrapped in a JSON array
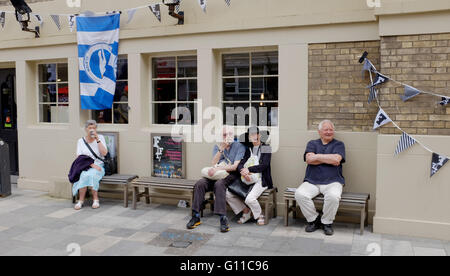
[
  {"x1": 98, "y1": 132, "x2": 118, "y2": 174},
  {"x1": 151, "y1": 134, "x2": 185, "y2": 179}
]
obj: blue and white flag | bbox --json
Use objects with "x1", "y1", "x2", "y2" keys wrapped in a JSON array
[{"x1": 77, "y1": 14, "x2": 120, "y2": 110}]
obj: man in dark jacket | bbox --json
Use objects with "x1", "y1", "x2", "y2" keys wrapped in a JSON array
[{"x1": 226, "y1": 126, "x2": 274, "y2": 225}]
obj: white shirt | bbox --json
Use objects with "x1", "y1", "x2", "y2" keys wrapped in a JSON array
[{"x1": 76, "y1": 135, "x2": 107, "y2": 166}]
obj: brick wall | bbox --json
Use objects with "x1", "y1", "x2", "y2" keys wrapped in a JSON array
[
  {"x1": 308, "y1": 34, "x2": 450, "y2": 135},
  {"x1": 308, "y1": 41, "x2": 380, "y2": 132}
]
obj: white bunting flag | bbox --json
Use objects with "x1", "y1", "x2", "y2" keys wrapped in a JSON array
[
  {"x1": 198, "y1": 0, "x2": 207, "y2": 13},
  {"x1": 149, "y1": 4, "x2": 161, "y2": 22},
  {"x1": 395, "y1": 132, "x2": 417, "y2": 156},
  {"x1": 0, "y1": 12, "x2": 5, "y2": 29},
  {"x1": 68, "y1": 15, "x2": 76, "y2": 32},
  {"x1": 402, "y1": 85, "x2": 421, "y2": 102},
  {"x1": 431, "y1": 153, "x2": 449, "y2": 177},
  {"x1": 33, "y1": 14, "x2": 44, "y2": 27},
  {"x1": 373, "y1": 108, "x2": 392, "y2": 130},
  {"x1": 127, "y1": 8, "x2": 137, "y2": 24},
  {"x1": 50, "y1": 15, "x2": 61, "y2": 30}
]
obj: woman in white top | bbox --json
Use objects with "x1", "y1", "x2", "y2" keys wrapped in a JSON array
[{"x1": 73, "y1": 120, "x2": 108, "y2": 210}]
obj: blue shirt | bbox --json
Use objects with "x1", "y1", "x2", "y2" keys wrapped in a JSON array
[
  {"x1": 303, "y1": 139, "x2": 346, "y2": 185},
  {"x1": 213, "y1": 141, "x2": 246, "y2": 165}
]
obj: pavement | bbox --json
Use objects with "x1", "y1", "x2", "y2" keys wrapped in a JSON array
[{"x1": 0, "y1": 185, "x2": 449, "y2": 256}]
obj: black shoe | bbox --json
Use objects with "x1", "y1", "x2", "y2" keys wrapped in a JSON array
[
  {"x1": 220, "y1": 216, "x2": 230, "y2": 233},
  {"x1": 305, "y1": 216, "x2": 322, "y2": 233},
  {"x1": 186, "y1": 216, "x2": 201, "y2": 229},
  {"x1": 323, "y1": 224, "x2": 334, "y2": 236}
]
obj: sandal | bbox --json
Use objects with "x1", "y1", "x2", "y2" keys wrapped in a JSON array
[
  {"x1": 74, "y1": 201, "x2": 83, "y2": 210},
  {"x1": 238, "y1": 212, "x2": 252, "y2": 224},
  {"x1": 92, "y1": 200, "x2": 100, "y2": 209},
  {"x1": 257, "y1": 216, "x2": 265, "y2": 226}
]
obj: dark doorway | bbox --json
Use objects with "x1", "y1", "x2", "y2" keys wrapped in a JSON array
[{"x1": 0, "y1": 68, "x2": 18, "y2": 176}]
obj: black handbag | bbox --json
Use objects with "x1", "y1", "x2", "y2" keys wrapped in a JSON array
[
  {"x1": 82, "y1": 138, "x2": 116, "y2": 176},
  {"x1": 227, "y1": 178, "x2": 254, "y2": 200}
]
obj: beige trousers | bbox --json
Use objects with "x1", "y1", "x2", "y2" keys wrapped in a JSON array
[
  {"x1": 226, "y1": 179, "x2": 267, "y2": 219},
  {"x1": 294, "y1": 181, "x2": 343, "y2": 225}
]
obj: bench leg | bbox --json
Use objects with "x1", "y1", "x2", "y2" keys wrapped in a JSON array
[
  {"x1": 273, "y1": 193, "x2": 278, "y2": 218},
  {"x1": 285, "y1": 199, "x2": 290, "y2": 227},
  {"x1": 264, "y1": 200, "x2": 269, "y2": 225},
  {"x1": 144, "y1": 187, "x2": 150, "y2": 204},
  {"x1": 132, "y1": 186, "x2": 138, "y2": 210},
  {"x1": 365, "y1": 200, "x2": 369, "y2": 227},
  {"x1": 292, "y1": 200, "x2": 297, "y2": 219},
  {"x1": 123, "y1": 184, "x2": 129, "y2": 208},
  {"x1": 360, "y1": 207, "x2": 365, "y2": 235}
]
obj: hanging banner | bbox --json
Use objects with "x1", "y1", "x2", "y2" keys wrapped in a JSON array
[
  {"x1": 431, "y1": 153, "x2": 449, "y2": 177},
  {"x1": 402, "y1": 85, "x2": 421, "y2": 102},
  {"x1": 395, "y1": 133, "x2": 417, "y2": 156},
  {"x1": 373, "y1": 108, "x2": 392, "y2": 130},
  {"x1": 77, "y1": 13, "x2": 121, "y2": 110},
  {"x1": 198, "y1": 0, "x2": 207, "y2": 13},
  {"x1": 50, "y1": 14, "x2": 61, "y2": 30},
  {"x1": 149, "y1": 4, "x2": 162, "y2": 22}
]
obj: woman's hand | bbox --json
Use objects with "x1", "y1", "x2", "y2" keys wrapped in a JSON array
[
  {"x1": 240, "y1": 168, "x2": 250, "y2": 176},
  {"x1": 91, "y1": 164, "x2": 102, "y2": 172}
]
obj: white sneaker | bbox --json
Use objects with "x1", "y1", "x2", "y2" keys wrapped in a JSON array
[{"x1": 74, "y1": 201, "x2": 83, "y2": 210}]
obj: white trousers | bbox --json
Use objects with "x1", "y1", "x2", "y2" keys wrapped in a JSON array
[
  {"x1": 226, "y1": 179, "x2": 267, "y2": 219},
  {"x1": 294, "y1": 182, "x2": 343, "y2": 225}
]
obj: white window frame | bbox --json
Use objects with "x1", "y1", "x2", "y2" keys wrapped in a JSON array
[
  {"x1": 220, "y1": 49, "x2": 279, "y2": 128},
  {"x1": 150, "y1": 54, "x2": 198, "y2": 126},
  {"x1": 36, "y1": 61, "x2": 70, "y2": 124}
]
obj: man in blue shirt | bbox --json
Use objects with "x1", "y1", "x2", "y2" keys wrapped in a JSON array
[
  {"x1": 187, "y1": 126, "x2": 246, "y2": 233},
  {"x1": 295, "y1": 120, "x2": 345, "y2": 236}
]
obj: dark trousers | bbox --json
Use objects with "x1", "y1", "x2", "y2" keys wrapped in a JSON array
[{"x1": 192, "y1": 174, "x2": 238, "y2": 216}]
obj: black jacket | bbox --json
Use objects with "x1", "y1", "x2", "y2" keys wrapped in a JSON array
[
  {"x1": 68, "y1": 155, "x2": 94, "y2": 184},
  {"x1": 237, "y1": 143, "x2": 274, "y2": 189}
]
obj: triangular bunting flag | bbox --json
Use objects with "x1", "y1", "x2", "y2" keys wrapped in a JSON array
[
  {"x1": 127, "y1": 8, "x2": 137, "y2": 24},
  {"x1": 431, "y1": 153, "x2": 449, "y2": 177},
  {"x1": 149, "y1": 4, "x2": 161, "y2": 22},
  {"x1": 395, "y1": 133, "x2": 416, "y2": 155},
  {"x1": 373, "y1": 108, "x2": 392, "y2": 130},
  {"x1": 33, "y1": 14, "x2": 44, "y2": 27},
  {"x1": 0, "y1": 12, "x2": 5, "y2": 29},
  {"x1": 362, "y1": 59, "x2": 375, "y2": 78},
  {"x1": 367, "y1": 73, "x2": 389, "y2": 88},
  {"x1": 439, "y1": 97, "x2": 450, "y2": 106},
  {"x1": 198, "y1": 0, "x2": 207, "y2": 13},
  {"x1": 176, "y1": 0, "x2": 182, "y2": 13},
  {"x1": 402, "y1": 85, "x2": 421, "y2": 102},
  {"x1": 68, "y1": 15, "x2": 76, "y2": 32},
  {"x1": 225, "y1": 0, "x2": 231, "y2": 7},
  {"x1": 50, "y1": 14, "x2": 61, "y2": 30}
]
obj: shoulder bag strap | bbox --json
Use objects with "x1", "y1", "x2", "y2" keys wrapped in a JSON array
[{"x1": 82, "y1": 138, "x2": 104, "y2": 162}]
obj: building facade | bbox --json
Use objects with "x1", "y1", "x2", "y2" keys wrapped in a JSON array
[{"x1": 0, "y1": 0, "x2": 449, "y2": 240}]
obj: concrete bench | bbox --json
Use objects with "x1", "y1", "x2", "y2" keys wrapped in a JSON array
[
  {"x1": 284, "y1": 188, "x2": 370, "y2": 235},
  {"x1": 72, "y1": 174, "x2": 138, "y2": 208},
  {"x1": 202, "y1": 188, "x2": 278, "y2": 225},
  {"x1": 130, "y1": 177, "x2": 197, "y2": 210}
]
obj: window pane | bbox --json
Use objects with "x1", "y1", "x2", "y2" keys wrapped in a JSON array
[
  {"x1": 223, "y1": 103, "x2": 250, "y2": 126},
  {"x1": 223, "y1": 78, "x2": 249, "y2": 101},
  {"x1": 39, "y1": 64, "x2": 57, "y2": 83},
  {"x1": 251, "y1": 102, "x2": 279, "y2": 127},
  {"x1": 39, "y1": 84, "x2": 57, "y2": 103},
  {"x1": 57, "y1": 84, "x2": 69, "y2": 103},
  {"x1": 153, "y1": 57, "x2": 176, "y2": 79},
  {"x1": 39, "y1": 104, "x2": 55, "y2": 123},
  {"x1": 251, "y1": 77, "x2": 278, "y2": 101},
  {"x1": 223, "y1": 53, "x2": 250, "y2": 76},
  {"x1": 117, "y1": 56, "x2": 128, "y2": 80},
  {"x1": 92, "y1": 109, "x2": 113, "y2": 124},
  {"x1": 177, "y1": 103, "x2": 197, "y2": 125},
  {"x1": 57, "y1": 105, "x2": 69, "y2": 123},
  {"x1": 114, "y1": 81, "x2": 129, "y2": 102},
  {"x1": 113, "y1": 103, "x2": 129, "y2": 124},
  {"x1": 177, "y1": 79, "x2": 197, "y2": 101},
  {"x1": 177, "y1": 56, "x2": 197, "y2": 78},
  {"x1": 153, "y1": 80, "x2": 176, "y2": 101},
  {"x1": 57, "y1": 63, "x2": 68, "y2": 82},
  {"x1": 154, "y1": 103, "x2": 176, "y2": 124},
  {"x1": 252, "y1": 52, "x2": 278, "y2": 75}
]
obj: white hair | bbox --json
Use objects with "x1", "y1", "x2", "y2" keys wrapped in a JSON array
[
  {"x1": 85, "y1": 120, "x2": 97, "y2": 129},
  {"x1": 318, "y1": 120, "x2": 335, "y2": 131}
]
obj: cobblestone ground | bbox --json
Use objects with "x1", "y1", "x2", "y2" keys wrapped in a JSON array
[{"x1": 0, "y1": 185, "x2": 448, "y2": 256}]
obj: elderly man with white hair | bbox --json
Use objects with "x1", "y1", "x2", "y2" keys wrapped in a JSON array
[
  {"x1": 187, "y1": 126, "x2": 245, "y2": 233},
  {"x1": 295, "y1": 120, "x2": 346, "y2": 236}
]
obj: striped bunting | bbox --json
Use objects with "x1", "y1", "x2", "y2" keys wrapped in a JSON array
[
  {"x1": 225, "y1": 0, "x2": 231, "y2": 6},
  {"x1": 395, "y1": 133, "x2": 416, "y2": 156},
  {"x1": 0, "y1": 12, "x2": 5, "y2": 29},
  {"x1": 368, "y1": 87, "x2": 377, "y2": 104},
  {"x1": 149, "y1": 4, "x2": 162, "y2": 22},
  {"x1": 176, "y1": 0, "x2": 182, "y2": 13},
  {"x1": 51, "y1": 14, "x2": 61, "y2": 30}
]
